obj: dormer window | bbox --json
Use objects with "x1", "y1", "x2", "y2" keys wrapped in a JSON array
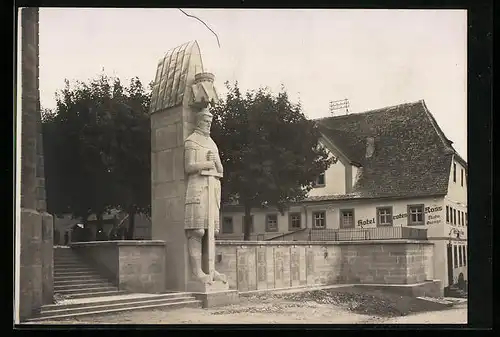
[{"x1": 314, "y1": 172, "x2": 326, "y2": 187}]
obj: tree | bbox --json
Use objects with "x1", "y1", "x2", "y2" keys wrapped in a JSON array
[
  {"x1": 43, "y1": 73, "x2": 151, "y2": 238},
  {"x1": 210, "y1": 83, "x2": 335, "y2": 240},
  {"x1": 105, "y1": 77, "x2": 151, "y2": 239}
]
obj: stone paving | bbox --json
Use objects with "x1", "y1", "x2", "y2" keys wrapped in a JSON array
[{"x1": 30, "y1": 292, "x2": 467, "y2": 325}]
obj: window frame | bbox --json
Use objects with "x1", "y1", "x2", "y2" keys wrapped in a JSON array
[
  {"x1": 288, "y1": 212, "x2": 302, "y2": 230},
  {"x1": 407, "y1": 204, "x2": 425, "y2": 226},
  {"x1": 265, "y1": 214, "x2": 279, "y2": 232},
  {"x1": 222, "y1": 216, "x2": 234, "y2": 234},
  {"x1": 339, "y1": 209, "x2": 355, "y2": 229},
  {"x1": 312, "y1": 211, "x2": 326, "y2": 229},
  {"x1": 313, "y1": 172, "x2": 326, "y2": 188},
  {"x1": 376, "y1": 206, "x2": 393, "y2": 227}
]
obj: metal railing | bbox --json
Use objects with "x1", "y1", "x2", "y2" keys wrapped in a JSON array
[
  {"x1": 216, "y1": 227, "x2": 428, "y2": 242},
  {"x1": 309, "y1": 227, "x2": 428, "y2": 241}
]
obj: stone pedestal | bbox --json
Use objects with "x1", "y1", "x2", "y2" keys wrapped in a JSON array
[
  {"x1": 187, "y1": 280, "x2": 229, "y2": 293},
  {"x1": 192, "y1": 290, "x2": 240, "y2": 308}
]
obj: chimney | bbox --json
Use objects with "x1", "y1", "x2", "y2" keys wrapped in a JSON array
[{"x1": 366, "y1": 137, "x2": 375, "y2": 158}]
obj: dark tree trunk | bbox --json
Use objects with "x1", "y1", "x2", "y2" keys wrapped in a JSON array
[
  {"x1": 243, "y1": 203, "x2": 252, "y2": 241},
  {"x1": 82, "y1": 215, "x2": 90, "y2": 242},
  {"x1": 96, "y1": 212, "x2": 105, "y2": 241},
  {"x1": 125, "y1": 206, "x2": 136, "y2": 240}
]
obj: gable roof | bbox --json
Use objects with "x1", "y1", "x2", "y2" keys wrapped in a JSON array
[{"x1": 313, "y1": 100, "x2": 465, "y2": 200}]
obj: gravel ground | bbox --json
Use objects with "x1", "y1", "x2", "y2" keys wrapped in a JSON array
[{"x1": 30, "y1": 287, "x2": 467, "y2": 325}]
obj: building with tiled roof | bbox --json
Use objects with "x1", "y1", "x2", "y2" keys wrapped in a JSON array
[{"x1": 219, "y1": 100, "x2": 468, "y2": 289}]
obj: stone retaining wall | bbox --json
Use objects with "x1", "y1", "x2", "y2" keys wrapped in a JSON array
[
  {"x1": 215, "y1": 240, "x2": 435, "y2": 292},
  {"x1": 71, "y1": 241, "x2": 166, "y2": 293}
]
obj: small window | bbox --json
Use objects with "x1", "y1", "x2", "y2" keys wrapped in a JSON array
[
  {"x1": 222, "y1": 217, "x2": 234, "y2": 234},
  {"x1": 458, "y1": 211, "x2": 461, "y2": 225},
  {"x1": 461, "y1": 168, "x2": 464, "y2": 187},
  {"x1": 289, "y1": 213, "x2": 302, "y2": 230},
  {"x1": 312, "y1": 211, "x2": 326, "y2": 229},
  {"x1": 266, "y1": 214, "x2": 278, "y2": 232},
  {"x1": 453, "y1": 163, "x2": 456, "y2": 182},
  {"x1": 453, "y1": 245, "x2": 458, "y2": 268},
  {"x1": 407, "y1": 204, "x2": 425, "y2": 226},
  {"x1": 377, "y1": 207, "x2": 393, "y2": 227},
  {"x1": 461, "y1": 212, "x2": 464, "y2": 227},
  {"x1": 340, "y1": 209, "x2": 355, "y2": 229},
  {"x1": 314, "y1": 172, "x2": 326, "y2": 187},
  {"x1": 458, "y1": 245, "x2": 463, "y2": 266},
  {"x1": 453, "y1": 209, "x2": 457, "y2": 225},
  {"x1": 465, "y1": 212, "x2": 467, "y2": 226},
  {"x1": 241, "y1": 215, "x2": 254, "y2": 233},
  {"x1": 446, "y1": 206, "x2": 450, "y2": 223}
]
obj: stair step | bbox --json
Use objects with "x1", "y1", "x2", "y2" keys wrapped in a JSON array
[
  {"x1": 54, "y1": 262, "x2": 85, "y2": 266},
  {"x1": 54, "y1": 267, "x2": 96, "y2": 273},
  {"x1": 44, "y1": 292, "x2": 193, "y2": 310},
  {"x1": 40, "y1": 296, "x2": 196, "y2": 317},
  {"x1": 54, "y1": 278, "x2": 112, "y2": 286},
  {"x1": 55, "y1": 270, "x2": 101, "y2": 276},
  {"x1": 55, "y1": 275, "x2": 105, "y2": 282},
  {"x1": 27, "y1": 300, "x2": 202, "y2": 322},
  {"x1": 54, "y1": 263, "x2": 86, "y2": 269},
  {"x1": 56, "y1": 286, "x2": 118, "y2": 295},
  {"x1": 55, "y1": 282, "x2": 113, "y2": 290},
  {"x1": 62, "y1": 290, "x2": 128, "y2": 299}
]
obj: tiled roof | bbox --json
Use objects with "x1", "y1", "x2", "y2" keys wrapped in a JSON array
[{"x1": 313, "y1": 100, "x2": 464, "y2": 200}]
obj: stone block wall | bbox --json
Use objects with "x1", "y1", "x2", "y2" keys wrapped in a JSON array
[
  {"x1": 71, "y1": 241, "x2": 166, "y2": 293},
  {"x1": 215, "y1": 240, "x2": 435, "y2": 292},
  {"x1": 118, "y1": 245, "x2": 166, "y2": 293}
]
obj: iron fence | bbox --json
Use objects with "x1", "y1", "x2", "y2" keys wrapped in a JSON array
[{"x1": 309, "y1": 227, "x2": 428, "y2": 241}]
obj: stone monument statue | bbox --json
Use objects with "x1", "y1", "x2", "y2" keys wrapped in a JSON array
[
  {"x1": 151, "y1": 42, "x2": 237, "y2": 304},
  {"x1": 185, "y1": 72, "x2": 227, "y2": 290}
]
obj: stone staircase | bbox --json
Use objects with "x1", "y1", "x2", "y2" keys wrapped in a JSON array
[
  {"x1": 53, "y1": 247, "x2": 126, "y2": 299},
  {"x1": 26, "y1": 292, "x2": 201, "y2": 322},
  {"x1": 25, "y1": 247, "x2": 202, "y2": 322}
]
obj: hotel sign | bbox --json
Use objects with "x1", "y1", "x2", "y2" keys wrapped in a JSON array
[{"x1": 357, "y1": 206, "x2": 443, "y2": 226}]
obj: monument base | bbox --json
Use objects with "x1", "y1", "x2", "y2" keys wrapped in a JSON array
[
  {"x1": 187, "y1": 280, "x2": 229, "y2": 293},
  {"x1": 187, "y1": 280, "x2": 239, "y2": 308},
  {"x1": 192, "y1": 290, "x2": 240, "y2": 308}
]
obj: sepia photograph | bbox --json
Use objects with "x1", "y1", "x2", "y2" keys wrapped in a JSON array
[{"x1": 15, "y1": 7, "x2": 475, "y2": 326}]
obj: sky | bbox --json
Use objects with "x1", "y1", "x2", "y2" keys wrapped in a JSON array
[{"x1": 38, "y1": 8, "x2": 467, "y2": 159}]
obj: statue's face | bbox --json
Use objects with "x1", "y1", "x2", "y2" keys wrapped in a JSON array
[{"x1": 197, "y1": 115, "x2": 213, "y2": 134}]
